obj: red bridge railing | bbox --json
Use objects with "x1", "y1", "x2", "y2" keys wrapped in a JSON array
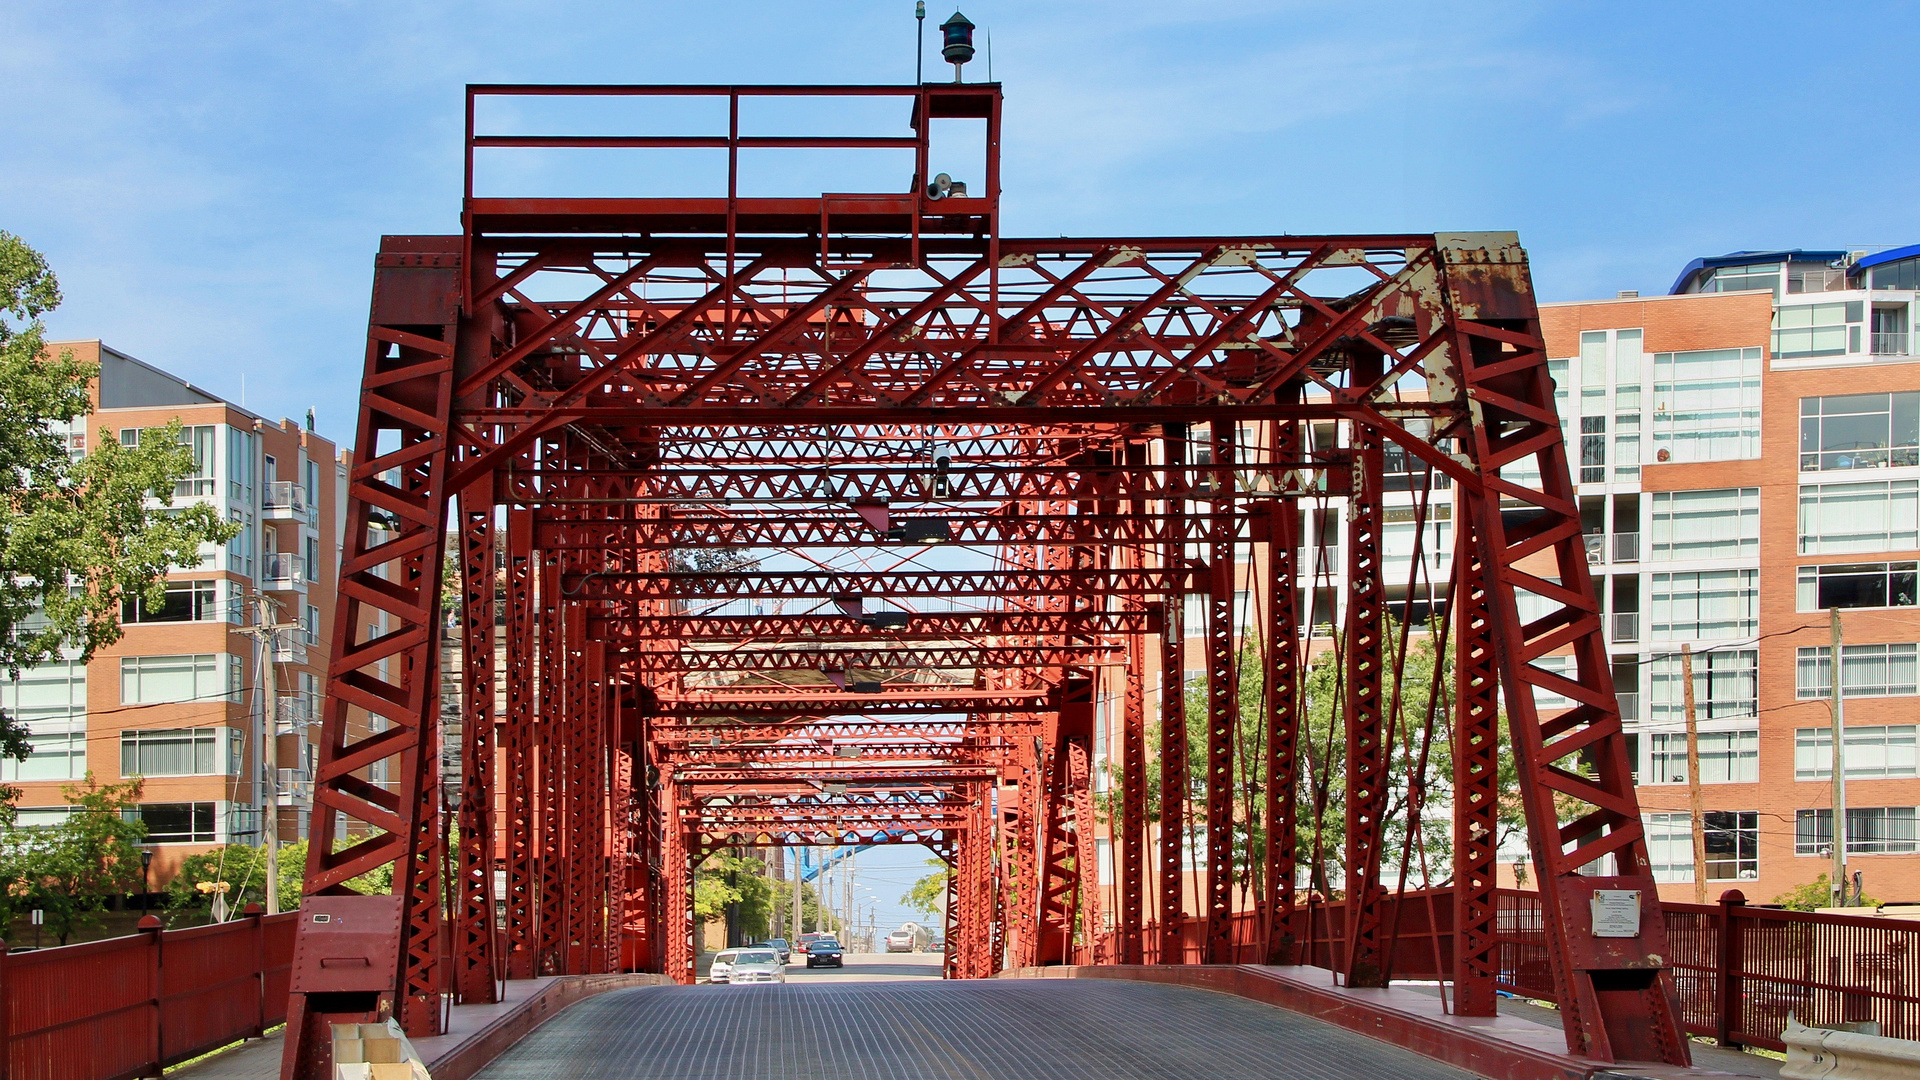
[
  {"x1": 1131, "y1": 887, "x2": 1920, "y2": 1053},
  {"x1": 0, "y1": 909, "x2": 295, "y2": 1080}
]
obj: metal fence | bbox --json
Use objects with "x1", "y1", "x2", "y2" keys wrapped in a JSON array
[
  {"x1": 0, "y1": 909, "x2": 295, "y2": 1080},
  {"x1": 1125, "y1": 887, "x2": 1920, "y2": 1054}
]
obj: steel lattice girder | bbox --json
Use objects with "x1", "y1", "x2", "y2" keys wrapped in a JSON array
[{"x1": 285, "y1": 79, "x2": 1689, "y2": 1080}]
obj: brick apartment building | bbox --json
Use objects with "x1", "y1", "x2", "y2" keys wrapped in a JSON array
[
  {"x1": 1095, "y1": 244, "x2": 1920, "y2": 913},
  {"x1": 0, "y1": 342, "x2": 348, "y2": 889}
]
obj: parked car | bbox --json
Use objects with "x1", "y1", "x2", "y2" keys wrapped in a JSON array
[
  {"x1": 757, "y1": 937, "x2": 791, "y2": 963},
  {"x1": 795, "y1": 931, "x2": 830, "y2": 956},
  {"x1": 886, "y1": 929, "x2": 917, "y2": 953},
  {"x1": 724, "y1": 948, "x2": 785, "y2": 984},
  {"x1": 805, "y1": 938, "x2": 844, "y2": 968}
]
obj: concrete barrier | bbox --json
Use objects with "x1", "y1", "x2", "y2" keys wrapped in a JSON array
[{"x1": 1782, "y1": 1016, "x2": 1920, "y2": 1079}]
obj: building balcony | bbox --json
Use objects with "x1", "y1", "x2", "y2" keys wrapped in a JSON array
[
  {"x1": 264, "y1": 553, "x2": 307, "y2": 592},
  {"x1": 1585, "y1": 532, "x2": 1641, "y2": 565},
  {"x1": 1611, "y1": 611, "x2": 1640, "y2": 643},
  {"x1": 276, "y1": 768, "x2": 312, "y2": 805},
  {"x1": 263, "y1": 481, "x2": 312, "y2": 524},
  {"x1": 273, "y1": 632, "x2": 307, "y2": 666},
  {"x1": 1872, "y1": 332, "x2": 1909, "y2": 356},
  {"x1": 276, "y1": 692, "x2": 314, "y2": 733}
]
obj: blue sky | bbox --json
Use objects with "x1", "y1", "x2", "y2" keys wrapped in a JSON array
[{"x1": 6, "y1": 2, "x2": 1920, "y2": 444}]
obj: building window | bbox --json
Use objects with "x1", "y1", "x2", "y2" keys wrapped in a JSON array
[
  {"x1": 0, "y1": 659, "x2": 86, "y2": 782},
  {"x1": 227, "y1": 428, "x2": 255, "y2": 504},
  {"x1": 304, "y1": 604, "x2": 321, "y2": 647},
  {"x1": 120, "y1": 425, "x2": 217, "y2": 497},
  {"x1": 131, "y1": 802, "x2": 217, "y2": 845},
  {"x1": 1580, "y1": 416, "x2": 1606, "y2": 483},
  {"x1": 1649, "y1": 488, "x2": 1758, "y2": 561},
  {"x1": 1796, "y1": 644, "x2": 1920, "y2": 699},
  {"x1": 1646, "y1": 729, "x2": 1759, "y2": 785},
  {"x1": 227, "y1": 510, "x2": 255, "y2": 579},
  {"x1": 1797, "y1": 562, "x2": 1919, "y2": 611},
  {"x1": 1703, "y1": 263, "x2": 1780, "y2": 297},
  {"x1": 1651, "y1": 570, "x2": 1758, "y2": 639},
  {"x1": 1871, "y1": 258, "x2": 1920, "y2": 292},
  {"x1": 121, "y1": 728, "x2": 225, "y2": 777},
  {"x1": 1800, "y1": 480, "x2": 1920, "y2": 555},
  {"x1": 1800, "y1": 392, "x2": 1920, "y2": 471},
  {"x1": 1794, "y1": 726, "x2": 1919, "y2": 781},
  {"x1": 1649, "y1": 650, "x2": 1756, "y2": 725},
  {"x1": 1704, "y1": 811, "x2": 1759, "y2": 879},
  {"x1": 1774, "y1": 301, "x2": 1864, "y2": 360},
  {"x1": 121, "y1": 580, "x2": 220, "y2": 623},
  {"x1": 1651, "y1": 347, "x2": 1761, "y2": 463},
  {"x1": 120, "y1": 654, "x2": 241, "y2": 705},
  {"x1": 1645, "y1": 812, "x2": 1695, "y2": 883},
  {"x1": 1797, "y1": 807, "x2": 1920, "y2": 855}
]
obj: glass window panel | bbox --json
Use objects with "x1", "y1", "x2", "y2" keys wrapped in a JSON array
[
  {"x1": 1652, "y1": 348, "x2": 1761, "y2": 462},
  {"x1": 1650, "y1": 488, "x2": 1759, "y2": 560},
  {"x1": 1651, "y1": 570, "x2": 1758, "y2": 639},
  {"x1": 1793, "y1": 725, "x2": 1920, "y2": 780}
]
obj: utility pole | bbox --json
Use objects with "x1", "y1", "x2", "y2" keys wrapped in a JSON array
[
  {"x1": 793, "y1": 847, "x2": 803, "y2": 938},
  {"x1": 1681, "y1": 644, "x2": 1707, "y2": 904},
  {"x1": 245, "y1": 593, "x2": 299, "y2": 916},
  {"x1": 1831, "y1": 608, "x2": 1849, "y2": 907}
]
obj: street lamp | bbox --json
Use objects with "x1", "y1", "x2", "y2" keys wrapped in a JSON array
[{"x1": 140, "y1": 849, "x2": 154, "y2": 918}]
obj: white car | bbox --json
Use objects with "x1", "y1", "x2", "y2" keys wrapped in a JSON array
[
  {"x1": 886, "y1": 929, "x2": 917, "y2": 953},
  {"x1": 712, "y1": 948, "x2": 784, "y2": 985}
]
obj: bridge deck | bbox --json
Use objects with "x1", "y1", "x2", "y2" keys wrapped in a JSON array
[{"x1": 471, "y1": 977, "x2": 1477, "y2": 1080}]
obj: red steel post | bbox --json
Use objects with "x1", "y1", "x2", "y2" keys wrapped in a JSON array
[
  {"x1": 1342, "y1": 423, "x2": 1389, "y2": 988},
  {"x1": 1451, "y1": 515, "x2": 1501, "y2": 1016},
  {"x1": 1202, "y1": 420, "x2": 1236, "y2": 963},
  {"x1": 1158, "y1": 427, "x2": 1189, "y2": 962},
  {"x1": 1262, "y1": 418, "x2": 1302, "y2": 965},
  {"x1": 453, "y1": 482, "x2": 499, "y2": 1004},
  {"x1": 502, "y1": 508, "x2": 537, "y2": 978}
]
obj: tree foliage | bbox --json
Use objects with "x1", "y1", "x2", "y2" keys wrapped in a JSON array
[
  {"x1": 902, "y1": 857, "x2": 951, "y2": 918},
  {"x1": 165, "y1": 838, "x2": 393, "y2": 918},
  {"x1": 1773, "y1": 873, "x2": 1880, "y2": 912},
  {"x1": 1107, "y1": 618, "x2": 1525, "y2": 904},
  {"x1": 693, "y1": 850, "x2": 775, "y2": 940},
  {"x1": 0, "y1": 773, "x2": 147, "y2": 943},
  {"x1": 0, "y1": 232, "x2": 237, "y2": 808}
]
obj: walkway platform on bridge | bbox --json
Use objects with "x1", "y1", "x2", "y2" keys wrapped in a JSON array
[{"x1": 1004, "y1": 964, "x2": 1782, "y2": 1080}]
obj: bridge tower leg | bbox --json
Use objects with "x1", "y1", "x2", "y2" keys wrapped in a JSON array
[{"x1": 1262, "y1": 414, "x2": 1302, "y2": 966}]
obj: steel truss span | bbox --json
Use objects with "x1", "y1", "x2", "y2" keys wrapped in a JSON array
[{"x1": 281, "y1": 81, "x2": 1688, "y2": 1079}]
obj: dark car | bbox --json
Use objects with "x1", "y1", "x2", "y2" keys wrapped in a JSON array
[
  {"x1": 758, "y1": 937, "x2": 791, "y2": 964},
  {"x1": 804, "y1": 937, "x2": 844, "y2": 968}
]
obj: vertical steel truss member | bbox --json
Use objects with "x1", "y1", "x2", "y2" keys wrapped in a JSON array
[
  {"x1": 1445, "y1": 236, "x2": 1687, "y2": 1064},
  {"x1": 1066, "y1": 742, "x2": 1102, "y2": 964},
  {"x1": 453, "y1": 484, "x2": 499, "y2": 1004},
  {"x1": 1158, "y1": 429, "x2": 1188, "y2": 962},
  {"x1": 1451, "y1": 516, "x2": 1500, "y2": 1016},
  {"x1": 282, "y1": 237, "x2": 460, "y2": 1080},
  {"x1": 1342, "y1": 425, "x2": 1389, "y2": 987},
  {"x1": 289, "y1": 78, "x2": 1689, "y2": 1077},
  {"x1": 502, "y1": 509, "x2": 536, "y2": 979},
  {"x1": 1202, "y1": 421, "x2": 1236, "y2": 963},
  {"x1": 1118, "y1": 440, "x2": 1149, "y2": 965},
  {"x1": 1262, "y1": 419, "x2": 1302, "y2": 966}
]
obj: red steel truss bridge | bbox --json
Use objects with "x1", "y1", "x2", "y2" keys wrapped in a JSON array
[{"x1": 279, "y1": 81, "x2": 1692, "y2": 1078}]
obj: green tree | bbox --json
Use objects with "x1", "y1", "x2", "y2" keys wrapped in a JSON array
[
  {"x1": 0, "y1": 232, "x2": 237, "y2": 810},
  {"x1": 693, "y1": 850, "x2": 775, "y2": 941},
  {"x1": 167, "y1": 838, "x2": 395, "y2": 919},
  {"x1": 902, "y1": 857, "x2": 951, "y2": 919},
  {"x1": 1774, "y1": 874, "x2": 1879, "y2": 912},
  {"x1": 0, "y1": 773, "x2": 147, "y2": 943}
]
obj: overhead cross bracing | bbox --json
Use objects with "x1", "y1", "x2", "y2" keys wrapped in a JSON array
[{"x1": 282, "y1": 81, "x2": 1693, "y2": 1080}]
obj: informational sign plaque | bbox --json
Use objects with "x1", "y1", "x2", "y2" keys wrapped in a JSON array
[{"x1": 1590, "y1": 889, "x2": 1642, "y2": 938}]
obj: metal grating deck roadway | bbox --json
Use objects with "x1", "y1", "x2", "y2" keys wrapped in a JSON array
[{"x1": 471, "y1": 978, "x2": 1481, "y2": 1080}]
